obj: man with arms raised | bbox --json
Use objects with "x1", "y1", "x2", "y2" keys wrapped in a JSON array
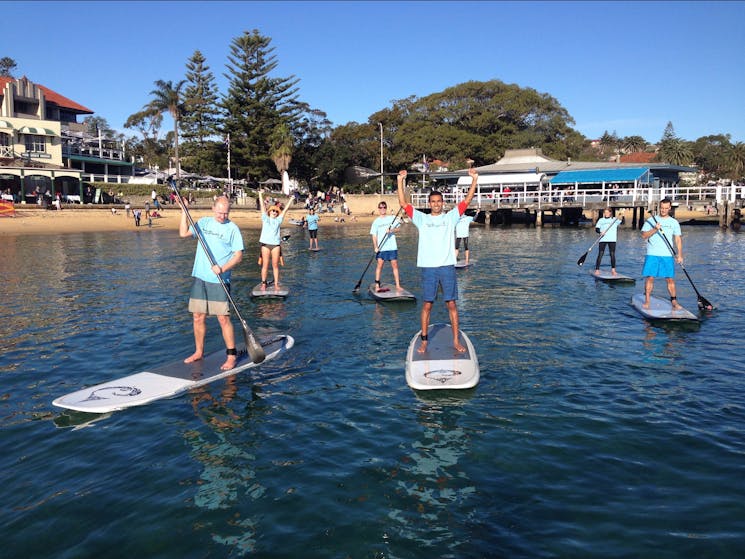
[
  {"x1": 641, "y1": 198, "x2": 683, "y2": 310},
  {"x1": 397, "y1": 167, "x2": 479, "y2": 353},
  {"x1": 179, "y1": 196, "x2": 244, "y2": 371}
]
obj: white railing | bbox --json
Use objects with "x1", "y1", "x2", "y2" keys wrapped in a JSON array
[
  {"x1": 409, "y1": 184, "x2": 736, "y2": 209},
  {"x1": 0, "y1": 145, "x2": 14, "y2": 158}
]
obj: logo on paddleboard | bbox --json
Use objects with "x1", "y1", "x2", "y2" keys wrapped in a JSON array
[
  {"x1": 424, "y1": 369, "x2": 462, "y2": 383},
  {"x1": 82, "y1": 386, "x2": 142, "y2": 402}
]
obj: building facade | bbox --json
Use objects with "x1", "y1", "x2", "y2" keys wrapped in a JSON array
[{"x1": 0, "y1": 76, "x2": 131, "y2": 205}]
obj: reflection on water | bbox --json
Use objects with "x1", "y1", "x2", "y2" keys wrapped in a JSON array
[{"x1": 1, "y1": 225, "x2": 744, "y2": 557}]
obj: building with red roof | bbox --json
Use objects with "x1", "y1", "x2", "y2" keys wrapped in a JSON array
[{"x1": 0, "y1": 76, "x2": 131, "y2": 205}]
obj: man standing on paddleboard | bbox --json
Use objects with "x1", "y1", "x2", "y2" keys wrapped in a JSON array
[
  {"x1": 369, "y1": 201, "x2": 403, "y2": 292},
  {"x1": 397, "y1": 167, "x2": 479, "y2": 353},
  {"x1": 640, "y1": 198, "x2": 683, "y2": 310},
  {"x1": 179, "y1": 196, "x2": 244, "y2": 371}
]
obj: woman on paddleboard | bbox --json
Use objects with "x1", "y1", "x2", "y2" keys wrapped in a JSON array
[
  {"x1": 397, "y1": 167, "x2": 479, "y2": 353},
  {"x1": 259, "y1": 190, "x2": 293, "y2": 290},
  {"x1": 594, "y1": 207, "x2": 621, "y2": 276}
]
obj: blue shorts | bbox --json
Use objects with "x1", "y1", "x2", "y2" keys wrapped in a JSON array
[
  {"x1": 421, "y1": 266, "x2": 458, "y2": 302},
  {"x1": 377, "y1": 250, "x2": 398, "y2": 261},
  {"x1": 642, "y1": 255, "x2": 675, "y2": 278}
]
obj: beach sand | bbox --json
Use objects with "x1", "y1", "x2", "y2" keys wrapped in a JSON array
[{"x1": 0, "y1": 195, "x2": 715, "y2": 236}]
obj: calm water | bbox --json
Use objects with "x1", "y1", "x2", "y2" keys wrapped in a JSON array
[{"x1": 1, "y1": 220, "x2": 744, "y2": 558}]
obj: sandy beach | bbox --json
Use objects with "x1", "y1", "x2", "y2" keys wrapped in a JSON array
[{"x1": 0, "y1": 195, "x2": 715, "y2": 236}]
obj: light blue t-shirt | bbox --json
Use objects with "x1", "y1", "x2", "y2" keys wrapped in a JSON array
[
  {"x1": 407, "y1": 202, "x2": 465, "y2": 268},
  {"x1": 455, "y1": 214, "x2": 474, "y2": 238},
  {"x1": 259, "y1": 213, "x2": 284, "y2": 245},
  {"x1": 306, "y1": 213, "x2": 319, "y2": 231},
  {"x1": 190, "y1": 217, "x2": 244, "y2": 283},
  {"x1": 641, "y1": 216, "x2": 681, "y2": 256},
  {"x1": 595, "y1": 216, "x2": 620, "y2": 242},
  {"x1": 369, "y1": 215, "x2": 399, "y2": 251}
]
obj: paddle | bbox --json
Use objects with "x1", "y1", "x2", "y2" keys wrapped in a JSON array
[
  {"x1": 577, "y1": 217, "x2": 619, "y2": 266},
  {"x1": 352, "y1": 206, "x2": 405, "y2": 293},
  {"x1": 649, "y1": 215, "x2": 714, "y2": 310},
  {"x1": 169, "y1": 179, "x2": 266, "y2": 363}
]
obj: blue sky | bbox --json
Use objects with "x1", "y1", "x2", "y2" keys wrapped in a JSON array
[{"x1": 5, "y1": 1, "x2": 745, "y2": 144}]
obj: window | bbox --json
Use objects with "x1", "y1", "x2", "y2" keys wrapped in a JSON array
[{"x1": 25, "y1": 134, "x2": 46, "y2": 153}]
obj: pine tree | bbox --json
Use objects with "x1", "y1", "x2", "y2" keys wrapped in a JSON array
[
  {"x1": 181, "y1": 50, "x2": 221, "y2": 175},
  {"x1": 222, "y1": 29, "x2": 300, "y2": 183}
]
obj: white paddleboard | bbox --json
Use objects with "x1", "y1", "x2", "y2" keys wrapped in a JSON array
[
  {"x1": 368, "y1": 283, "x2": 416, "y2": 302},
  {"x1": 53, "y1": 334, "x2": 294, "y2": 413},
  {"x1": 591, "y1": 269, "x2": 635, "y2": 283},
  {"x1": 630, "y1": 293, "x2": 699, "y2": 321},
  {"x1": 406, "y1": 323, "x2": 479, "y2": 390},
  {"x1": 251, "y1": 281, "x2": 289, "y2": 298},
  {"x1": 455, "y1": 260, "x2": 475, "y2": 269}
]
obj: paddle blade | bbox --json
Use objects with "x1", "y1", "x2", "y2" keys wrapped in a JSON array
[
  {"x1": 577, "y1": 252, "x2": 588, "y2": 266},
  {"x1": 242, "y1": 324, "x2": 266, "y2": 364},
  {"x1": 697, "y1": 295, "x2": 714, "y2": 311}
]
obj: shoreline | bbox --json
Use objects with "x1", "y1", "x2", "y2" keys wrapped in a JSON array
[{"x1": 0, "y1": 203, "x2": 719, "y2": 237}]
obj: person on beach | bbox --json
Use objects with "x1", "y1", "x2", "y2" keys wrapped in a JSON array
[
  {"x1": 133, "y1": 209, "x2": 141, "y2": 227},
  {"x1": 369, "y1": 201, "x2": 403, "y2": 292},
  {"x1": 593, "y1": 207, "x2": 621, "y2": 275},
  {"x1": 306, "y1": 207, "x2": 320, "y2": 250},
  {"x1": 397, "y1": 167, "x2": 479, "y2": 353},
  {"x1": 259, "y1": 189, "x2": 293, "y2": 289},
  {"x1": 179, "y1": 195, "x2": 244, "y2": 371},
  {"x1": 454, "y1": 212, "x2": 474, "y2": 264},
  {"x1": 640, "y1": 198, "x2": 683, "y2": 310}
]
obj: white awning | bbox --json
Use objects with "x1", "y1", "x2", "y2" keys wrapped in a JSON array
[
  {"x1": 456, "y1": 172, "x2": 545, "y2": 188},
  {"x1": 18, "y1": 126, "x2": 56, "y2": 136},
  {"x1": 0, "y1": 120, "x2": 13, "y2": 130}
]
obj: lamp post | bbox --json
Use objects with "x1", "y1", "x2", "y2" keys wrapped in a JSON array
[{"x1": 379, "y1": 122, "x2": 384, "y2": 196}]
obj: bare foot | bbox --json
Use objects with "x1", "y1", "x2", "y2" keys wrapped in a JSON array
[
  {"x1": 594, "y1": 269, "x2": 600, "y2": 275},
  {"x1": 454, "y1": 341, "x2": 466, "y2": 353},
  {"x1": 417, "y1": 341, "x2": 428, "y2": 354},
  {"x1": 395, "y1": 285, "x2": 403, "y2": 291},
  {"x1": 184, "y1": 352, "x2": 203, "y2": 364},
  {"x1": 611, "y1": 269, "x2": 617, "y2": 276},
  {"x1": 642, "y1": 300, "x2": 650, "y2": 309},
  {"x1": 671, "y1": 301, "x2": 683, "y2": 310},
  {"x1": 220, "y1": 355, "x2": 237, "y2": 371}
]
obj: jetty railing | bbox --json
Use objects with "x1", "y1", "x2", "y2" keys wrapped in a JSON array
[{"x1": 409, "y1": 184, "x2": 740, "y2": 210}]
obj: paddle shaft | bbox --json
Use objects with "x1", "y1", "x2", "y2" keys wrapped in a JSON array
[
  {"x1": 649, "y1": 215, "x2": 712, "y2": 309},
  {"x1": 577, "y1": 217, "x2": 619, "y2": 266},
  {"x1": 170, "y1": 180, "x2": 266, "y2": 363},
  {"x1": 353, "y1": 206, "x2": 405, "y2": 292}
]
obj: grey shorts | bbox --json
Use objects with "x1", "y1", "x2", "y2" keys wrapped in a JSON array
[{"x1": 188, "y1": 278, "x2": 230, "y2": 315}]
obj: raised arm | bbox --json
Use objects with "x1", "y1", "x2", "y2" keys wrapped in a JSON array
[
  {"x1": 280, "y1": 196, "x2": 294, "y2": 219},
  {"x1": 258, "y1": 189, "x2": 266, "y2": 213},
  {"x1": 397, "y1": 170, "x2": 408, "y2": 209},
  {"x1": 462, "y1": 167, "x2": 479, "y2": 208}
]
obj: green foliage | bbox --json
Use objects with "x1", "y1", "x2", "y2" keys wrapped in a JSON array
[
  {"x1": 0, "y1": 56, "x2": 17, "y2": 77},
  {"x1": 222, "y1": 30, "x2": 300, "y2": 184},
  {"x1": 181, "y1": 50, "x2": 222, "y2": 175}
]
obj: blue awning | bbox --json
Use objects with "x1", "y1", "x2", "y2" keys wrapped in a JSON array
[{"x1": 550, "y1": 167, "x2": 651, "y2": 185}]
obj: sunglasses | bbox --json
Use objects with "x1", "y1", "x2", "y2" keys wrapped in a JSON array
[{"x1": 378, "y1": 206, "x2": 386, "y2": 209}]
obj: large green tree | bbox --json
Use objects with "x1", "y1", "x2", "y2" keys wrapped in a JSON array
[
  {"x1": 181, "y1": 50, "x2": 222, "y2": 176},
  {"x1": 727, "y1": 142, "x2": 745, "y2": 180},
  {"x1": 658, "y1": 122, "x2": 693, "y2": 166},
  {"x1": 222, "y1": 29, "x2": 300, "y2": 184}
]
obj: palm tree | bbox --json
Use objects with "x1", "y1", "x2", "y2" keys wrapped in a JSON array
[
  {"x1": 622, "y1": 135, "x2": 647, "y2": 153},
  {"x1": 659, "y1": 138, "x2": 693, "y2": 166},
  {"x1": 728, "y1": 142, "x2": 745, "y2": 180},
  {"x1": 145, "y1": 79, "x2": 186, "y2": 179},
  {"x1": 270, "y1": 122, "x2": 293, "y2": 176}
]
